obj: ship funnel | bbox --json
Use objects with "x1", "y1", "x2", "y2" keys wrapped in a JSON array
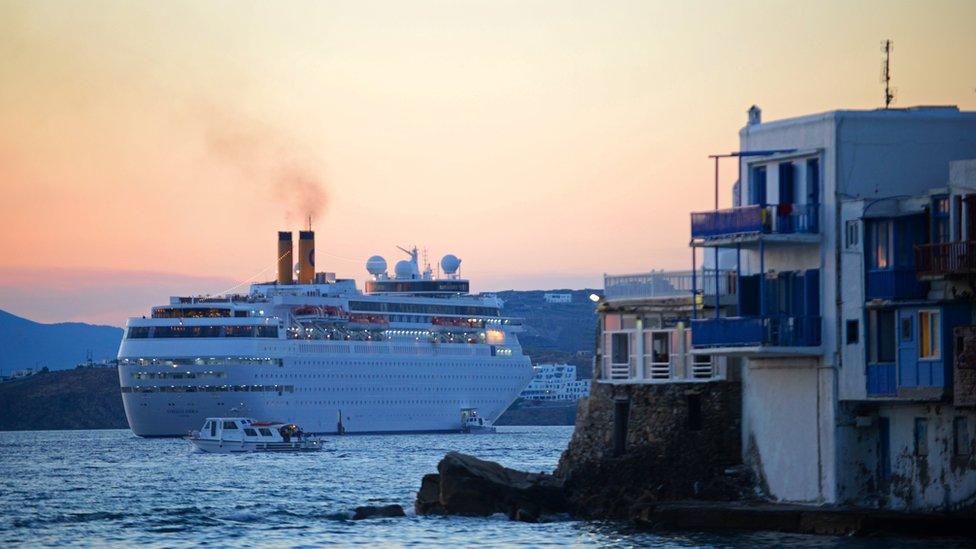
[
  {"x1": 298, "y1": 230, "x2": 315, "y2": 284},
  {"x1": 277, "y1": 231, "x2": 293, "y2": 285}
]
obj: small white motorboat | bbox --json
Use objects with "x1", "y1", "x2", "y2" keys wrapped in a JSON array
[
  {"x1": 187, "y1": 417, "x2": 322, "y2": 453},
  {"x1": 460, "y1": 408, "x2": 496, "y2": 434}
]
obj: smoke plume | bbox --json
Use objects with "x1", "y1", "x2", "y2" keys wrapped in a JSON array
[{"x1": 200, "y1": 106, "x2": 328, "y2": 224}]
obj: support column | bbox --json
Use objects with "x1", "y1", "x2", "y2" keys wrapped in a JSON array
[
  {"x1": 715, "y1": 247, "x2": 721, "y2": 319},
  {"x1": 736, "y1": 243, "x2": 742, "y2": 315},
  {"x1": 691, "y1": 246, "x2": 698, "y2": 320},
  {"x1": 759, "y1": 239, "x2": 766, "y2": 317}
]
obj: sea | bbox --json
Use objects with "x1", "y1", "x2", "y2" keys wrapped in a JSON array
[{"x1": 0, "y1": 427, "x2": 964, "y2": 547}]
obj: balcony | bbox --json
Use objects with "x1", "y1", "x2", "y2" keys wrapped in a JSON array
[
  {"x1": 603, "y1": 269, "x2": 736, "y2": 304},
  {"x1": 865, "y1": 268, "x2": 928, "y2": 301},
  {"x1": 691, "y1": 315, "x2": 822, "y2": 351},
  {"x1": 915, "y1": 241, "x2": 976, "y2": 279},
  {"x1": 691, "y1": 203, "x2": 819, "y2": 241}
]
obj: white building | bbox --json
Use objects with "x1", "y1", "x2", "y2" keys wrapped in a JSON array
[
  {"x1": 598, "y1": 270, "x2": 731, "y2": 384},
  {"x1": 544, "y1": 293, "x2": 573, "y2": 304},
  {"x1": 691, "y1": 106, "x2": 976, "y2": 510},
  {"x1": 519, "y1": 363, "x2": 590, "y2": 401}
]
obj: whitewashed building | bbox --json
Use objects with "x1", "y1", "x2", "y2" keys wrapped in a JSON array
[
  {"x1": 597, "y1": 270, "x2": 733, "y2": 384},
  {"x1": 519, "y1": 363, "x2": 590, "y2": 401},
  {"x1": 544, "y1": 293, "x2": 573, "y2": 304},
  {"x1": 691, "y1": 106, "x2": 976, "y2": 510}
]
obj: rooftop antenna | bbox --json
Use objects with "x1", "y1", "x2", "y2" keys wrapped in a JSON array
[
  {"x1": 881, "y1": 39, "x2": 895, "y2": 109},
  {"x1": 307, "y1": 214, "x2": 312, "y2": 231}
]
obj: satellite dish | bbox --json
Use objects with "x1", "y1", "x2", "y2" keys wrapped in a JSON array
[
  {"x1": 366, "y1": 255, "x2": 387, "y2": 275},
  {"x1": 440, "y1": 254, "x2": 461, "y2": 275},
  {"x1": 394, "y1": 259, "x2": 417, "y2": 279}
]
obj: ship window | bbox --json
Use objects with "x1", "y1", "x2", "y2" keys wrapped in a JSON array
[
  {"x1": 244, "y1": 428, "x2": 257, "y2": 436},
  {"x1": 223, "y1": 421, "x2": 238, "y2": 429},
  {"x1": 126, "y1": 327, "x2": 150, "y2": 339},
  {"x1": 209, "y1": 421, "x2": 216, "y2": 437}
]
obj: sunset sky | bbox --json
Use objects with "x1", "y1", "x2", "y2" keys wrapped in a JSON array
[{"x1": 2, "y1": 0, "x2": 975, "y2": 324}]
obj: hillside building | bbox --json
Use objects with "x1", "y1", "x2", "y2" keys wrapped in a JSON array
[
  {"x1": 544, "y1": 293, "x2": 573, "y2": 304},
  {"x1": 691, "y1": 106, "x2": 976, "y2": 509}
]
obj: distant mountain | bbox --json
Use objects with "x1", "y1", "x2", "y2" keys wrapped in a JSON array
[{"x1": 0, "y1": 309, "x2": 123, "y2": 373}]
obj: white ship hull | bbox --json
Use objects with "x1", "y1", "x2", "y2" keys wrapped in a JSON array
[{"x1": 120, "y1": 351, "x2": 533, "y2": 437}]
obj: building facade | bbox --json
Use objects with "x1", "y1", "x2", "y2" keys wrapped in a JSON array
[
  {"x1": 597, "y1": 270, "x2": 733, "y2": 384},
  {"x1": 519, "y1": 363, "x2": 590, "y2": 401},
  {"x1": 691, "y1": 106, "x2": 976, "y2": 510}
]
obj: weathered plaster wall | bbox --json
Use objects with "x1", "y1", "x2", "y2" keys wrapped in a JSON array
[
  {"x1": 742, "y1": 362, "x2": 828, "y2": 503},
  {"x1": 882, "y1": 405, "x2": 976, "y2": 510}
]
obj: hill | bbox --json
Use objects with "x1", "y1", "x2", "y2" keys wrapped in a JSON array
[
  {"x1": 0, "y1": 367, "x2": 127, "y2": 431},
  {"x1": 494, "y1": 289, "x2": 599, "y2": 354},
  {"x1": 0, "y1": 309, "x2": 122, "y2": 373}
]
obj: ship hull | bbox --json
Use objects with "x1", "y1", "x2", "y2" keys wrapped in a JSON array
[{"x1": 120, "y1": 354, "x2": 533, "y2": 437}]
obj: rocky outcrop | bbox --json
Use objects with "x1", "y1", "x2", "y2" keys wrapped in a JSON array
[
  {"x1": 414, "y1": 452, "x2": 568, "y2": 522},
  {"x1": 352, "y1": 504, "x2": 406, "y2": 520},
  {"x1": 556, "y1": 380, "x2": 749, "y2": 518}
]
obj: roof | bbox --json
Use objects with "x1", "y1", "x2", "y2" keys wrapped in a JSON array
[{"x1": 740, "y1": 106, "x2": 976, "y2": 135}]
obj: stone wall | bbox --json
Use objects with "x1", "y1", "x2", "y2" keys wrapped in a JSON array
[{"x1": 555, "y1": 380, "x2": 746, "y2": 518}]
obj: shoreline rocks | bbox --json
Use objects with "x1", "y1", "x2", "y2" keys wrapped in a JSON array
[
  {"x1": 352, "y1": 504, "x2": 406, "y2": 520},
  {"x1": 414, "y1": 452, "x2": 567, "y2": 522}
]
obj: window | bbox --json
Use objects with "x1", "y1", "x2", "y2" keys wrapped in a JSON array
[
  {"x1": 845, "y1": 220, "x2": 859, "y2": 249},
  {"x1": 806, "y1": 158, "x2": 820, "y2": 204},
  {"x1": 778, "y1": 162, "x2": 795, "y2": 204},
  {"x1": 932, "y1": 195, "x2": 950, "y2": 244},
  {"x1": 651, "y1": 332, "x2": 669, "y2": 363},
  {"x1": 901, "y1": 316, "x2": 913, "y2": 342},
  {"x1": 914, "y1": 418, "x2": 929, "y2": 456},
  {"x1": 868, "y1": 310, "x2": 895, "y2": 363},
  {"x1": 919, "y1": 310, "x2": 941, "y2": 359},
  {"x1": 870, "y1": 220, "x2": 892, "y2": 269},
  {"x1": 846, "y1": 320, "x2": 859, "y2": 344},
  {"x1": 223, "y1": 421, "x2": 238, "y2": 429},
  {"x1": 208, "y1": 421, "x2": 216, "y2": 437},
  {"x1": 687, "y1": 394, "x2": 702, "y2": 431},
  {"x1": 954, "y1": 417, "x2": 971, "y2": 456},
  {"x1": 749, "y1": 166, "x2": 767, "y2": 206},
  {"x1": 243, "y1": 428, "x2": 257, "y2": 436},
  {"x1": 611, "y1": 333, "x2": 629, "y2": 365}
]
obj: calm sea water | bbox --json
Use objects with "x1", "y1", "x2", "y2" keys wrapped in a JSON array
[{"x1": 0, "y1": 427, "x2": 963, "y2": 547}]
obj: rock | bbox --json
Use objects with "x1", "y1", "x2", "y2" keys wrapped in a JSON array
[
  {"x1": 415, "y1": 474, "x2": 445, "y2": 515},
  {"x1": 415, "y1": 452, "x2": 567, "y2": 520},
  {"x1": 352, "y1": 504, "x2": 406, "y2": 520}
]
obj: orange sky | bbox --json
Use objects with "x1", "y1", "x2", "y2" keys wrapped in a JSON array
[{"x1": 1, "y1": 0, "x2": 975, "y2": 324}]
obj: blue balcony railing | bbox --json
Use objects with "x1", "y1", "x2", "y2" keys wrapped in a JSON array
[
  {"x1": 691, "y1": 315, "x2": 822, "y2": 348},
  {"x1": 867, "y1": 363, "x2": 896, "y2": 397},
  {"x1": 691, "y1": 203, "x2": 819, "y2": 239},
  {"x1": 866, "y1": 268, "x2": 928, "y2": 301},
  {"x1": 691, "y1": 205, "x2": 764, "y2": 238}
]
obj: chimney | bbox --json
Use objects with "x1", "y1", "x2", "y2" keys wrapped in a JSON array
[
  {"x1": 298, "y1": 231, "x2": 315, "y2": 284},
  {"x1": 747, "y1": 105, "x2": 762, "y2": 126},
  {"x1": 277, "y1": 232, "x2": 293, "y2": 285}
]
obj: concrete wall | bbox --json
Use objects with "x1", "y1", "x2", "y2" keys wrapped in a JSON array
[
  {"x1": 838, "y1": 403, "x2": 976, "y2": 510},
  {"x1": 839, "y1": 199, "x2": 867, "y2": 401}
]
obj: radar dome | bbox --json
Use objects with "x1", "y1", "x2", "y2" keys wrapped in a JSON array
[
  {"x1": 440, "y1": 254, "x2": 461, "y2": 275},
  {"x1": 366, "y1": 255, "x2": 387, "y2": 275},
  {"x1": 394, "y1": 259, "x2": 417, "y2": 279}
]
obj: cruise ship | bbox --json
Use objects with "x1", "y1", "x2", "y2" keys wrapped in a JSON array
[{"x1": 117, "y1": 231, "x2": 534, "y2": 436}]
